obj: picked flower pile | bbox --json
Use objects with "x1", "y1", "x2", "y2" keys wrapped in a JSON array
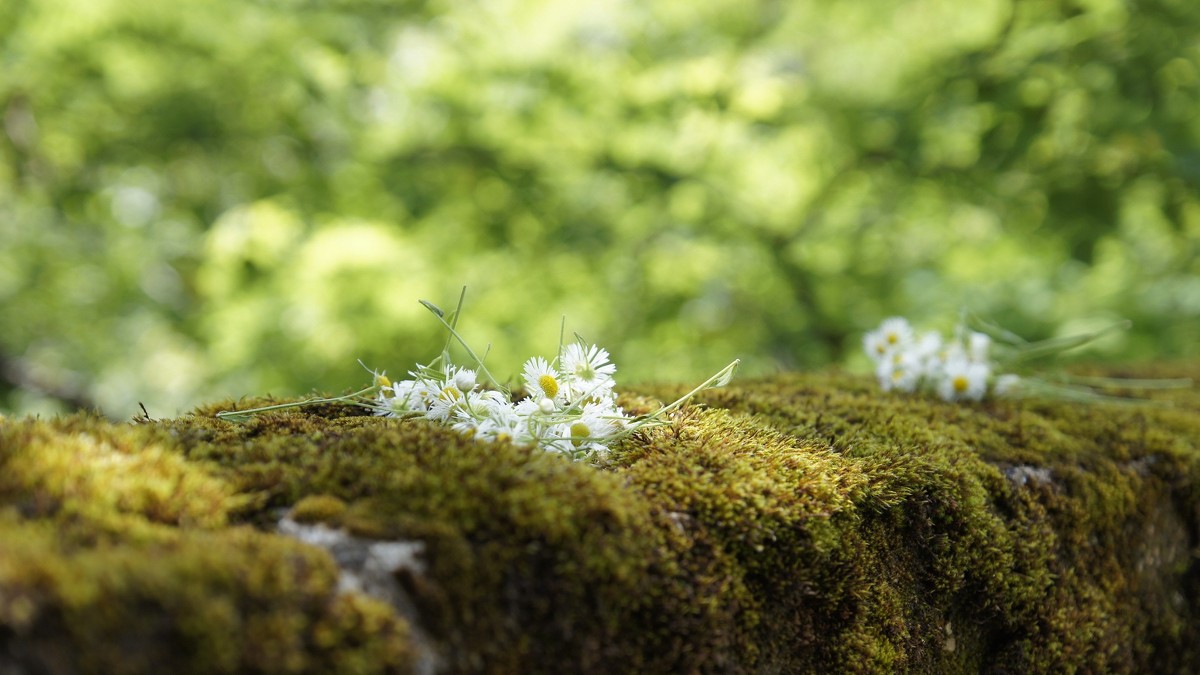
[
  {"x1": 863, "y1": 315, "x2": 1190, "y2": 404},
  {"x1": 370, "y1": 340, "x2": 630, "y2": 458},
  {"x1": 863, "y1": 317, "x2": 1018, "y2": 402},
  {"x1": 218, "y1": 292, "x2": 739, "y2": 460}
]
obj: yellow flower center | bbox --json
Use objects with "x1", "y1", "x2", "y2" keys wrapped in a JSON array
[
  {"x1": 440, "y1": 386, "x2": 462, "y2": 401},
  {"x1": 952, "y1": 376, "x2": 969, "y2": 393},
  {"x1": 886, "y1": 332, "x2": 899, "y2": 345},
  {"x1": 539, "y1": 374, "x2": 559, "y2": 399},
  {"x1": 570, "y1": 421, "x2": 591, "y2": 447}
]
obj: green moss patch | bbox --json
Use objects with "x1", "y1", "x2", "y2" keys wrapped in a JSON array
[{"x1": 2, "y1": 367, "x2": 1199, "y2": 673}]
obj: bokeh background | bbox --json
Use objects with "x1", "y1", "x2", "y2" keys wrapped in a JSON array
[{"x1": 2, "y1": 0, "x2": 1199, "y2": 419}]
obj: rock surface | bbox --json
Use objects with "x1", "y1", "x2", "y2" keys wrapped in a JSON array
[{"x1": 2, "y1": 367, "x2": 1199, "y2": 673}]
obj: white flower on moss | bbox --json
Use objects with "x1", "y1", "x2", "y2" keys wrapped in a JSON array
[
  {"x1": 362, "y1": 321, "x2": 643, "y2": 457},
  {"x1": 564, "y1": 419, "x2": 605, "y2": 454},
  {"x1": 451, "y1": 366, "x2": 478, "y2": 393},
  {"x1": 514, "y1": 397, "x2": 541, "y2": 418},
  {"x1": 911, "y1": 331, "x2": 943, "y2": 366},
  {"x1": 463, "y1": 389, "x2": 508, "y2": 419},
  {"x1": 452, "y1": 391, "x2": 521, "y2": 440},
  {"x1": 533, "y1": 423, "x2": 574, "y2": 456},
  {"x1": 564, "y1": 401, "x2": 628, "y2": 455},
  {"x1": 427, "y1": 383, "x2": 467, "y2": 421},
  {"x1": 584, "y1": 400, "x2": 627, "y2": 432},
  {"x1": 511, "y1": 396, "x2": 555, "y2": 446},
  {"x1": 373, "y1": 371, "x2": 393, "y2": 389},
  {"x1": 561, "y1": 343, "x2": 616, "y2": 397},
  {"x1": 863, "y1": 317, "x2": 914, "y2": 362},
  {"x1": 522, "y1": 356, "x2": 565, "y2": 402},
  {"x1": 930, "y1": 339, "x2": 967, "y2": 376},
  {"x1": 937, "y1": 358, "x2": 991, "y2": 402},
  {"x1": 993, "y1": 373, "x2": 1022, "y2": 397},
  {"x1": 378, "y1": 378, "x2": 437, "y2": 416},
  {"x1": 468, "y1": 411, "x2": 528, "y2": 443},
  {"x1": 876, "y1": 350, "x2": 922, "y2": 393},
  {"x1": 967, "y1": 331, "x2": 991, "y2": 364}
]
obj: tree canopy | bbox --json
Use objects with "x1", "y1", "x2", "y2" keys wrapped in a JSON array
[{"x1": 2, "y1": 0, "x2": 1198, "y2": 417}]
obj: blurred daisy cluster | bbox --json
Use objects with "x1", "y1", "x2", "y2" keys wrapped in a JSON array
[
  {"x1": 372, "y1": 342, "x2": 629, "y2": 459},
  {"x1": 863, "y1": 317, "x2": 1020, "y2": 402}
]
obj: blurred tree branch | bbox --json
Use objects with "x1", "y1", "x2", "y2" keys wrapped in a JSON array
[{"x1": 0, "y1": 351, "x2": 97, "y2": 413}]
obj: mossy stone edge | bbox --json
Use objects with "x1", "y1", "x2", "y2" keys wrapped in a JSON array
[{"x1": 2, "y1": 366, "x2": 1198, "y2": 673}]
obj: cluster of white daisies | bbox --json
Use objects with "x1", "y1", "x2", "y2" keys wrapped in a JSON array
[
  {"x1": 216, "y1": 290, "x2": 740, "y2": 460},
  {"x1": 863, "y1": 317, "x2": 1020, "y2": 402},
  {"x1": 371, "y1": 342, "x2": 629, "y2": 459}
]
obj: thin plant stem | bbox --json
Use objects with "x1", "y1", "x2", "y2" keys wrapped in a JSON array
[{"x1": 216, "y1": 386, "x2": 379, "y2": 422}]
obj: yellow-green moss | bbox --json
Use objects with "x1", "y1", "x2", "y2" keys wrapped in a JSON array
[
  {"x1": 2, "y1": 366, "x2": 1199, "y2": 673},
  {"x1": 291, "y1": 494, "x2": 349, "y2": 525},
  {"x1": 0, "y1": 416, "x2": 415, "y2": 674}
]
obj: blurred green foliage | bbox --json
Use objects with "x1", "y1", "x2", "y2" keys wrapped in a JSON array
[{"x1": 2, "y1": 0, "x2": 1199, "y2": 418}]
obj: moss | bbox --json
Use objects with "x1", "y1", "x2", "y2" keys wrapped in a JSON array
[
  {"x1": 0, "y1": 414, "x2": 240, "y2": 539},
  {"x1": 291, "y1": 495, "x2": 348, "y2": 525},
  {"x1": 2, "y1": 366, "x2": 1199, "y2": 673},
  {"x1": 635, "y1": 365, "x2": 1200, "y2": 672},
  {"x1": 0, "y1": 416, "x2": 415, "y2": 674}
]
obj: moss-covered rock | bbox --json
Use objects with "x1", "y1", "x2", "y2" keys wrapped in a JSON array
[{"x1": 2, "y1": 366, "x2": 1198, "y2": 673}]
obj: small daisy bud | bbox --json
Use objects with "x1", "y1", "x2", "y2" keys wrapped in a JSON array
[
  {"x1": 454, "y1": 368, "x2": 477, "y2": 392},
  {"x1": 538, "y1": 397, "x2": 555, "y2": 414},
  {"x1": 994, "y1": 374, "x2": 1021, "y2": 397}
]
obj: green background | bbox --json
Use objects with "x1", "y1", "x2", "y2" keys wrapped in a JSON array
[{"x1": 2, "y1": 0, "x2": 1198, "y2": 419}]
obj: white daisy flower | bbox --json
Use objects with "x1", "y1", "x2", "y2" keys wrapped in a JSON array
[
  {"x1": 469, "y1": 413, "x2": 528, "y2": 443},
  {"x1": 522, "y1": 356, "x2": 565, "y2": 402},
  {"x1": 487, "y1": 403, "x2": 529, "y2": 443},
  {"x1": 587, "y1": 400, "x2": 628, "y2": 432},
  {"x1": 452, "y1": 391, "x2": 520, "y2": 440},
  {"x1": 906, "y1": 331, "x2": 945, "y2": 381},
  {"x1": 513, "y1": 397, "x2": 542, "y2": 418},
  {"x1": 536, "y1": 423, "x2": 576, "y2": 456},
  {"x1": 930, "y1": 340, "x2": 967, "y2": 376},
  {"x1": 512, "y1": 397, "x2": 555, "y2": 444},
  {"x1": 450, "y1": 416, "x2": 482, "y2": 437},
  {"x1": 937, "y1": 357, "x2": 991, "y2": 402},
  {"x1": 427, "y1": 383, "x2": 466, "y2": 421},
  {"x1": 548, "y1": 401, "x2": 623, "y2": 456},
  {"x1": 451, "y1": 366, "x2": 478, "y2": 393},
  {"x1": 427, "y1": 366, "x2": 488, "y2": 420},
  {"x1": 993, "y1": 374, "x2": 1022, "y2": 397},
  {"x1": 460, "y1": 389, "x2": 508, "y2": 420},
  {"x1": 967, "y1": 331, "x2": 991, "y2": 364},
  {"x1": 876, "y1": 350, "x2": 922, "y2": 393},
  {"x1": 560, "y1": 343, "x2": 617, "y2": 397},
  {"x1": 565, "y1": 419, "x2": 606, "y2": 454},
  {"x1": 863, "y1": 317, "x2": 915, "y2": 362},
  {"x1": 378, "y1": 378, "x2": 437, "y2": 416}
]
